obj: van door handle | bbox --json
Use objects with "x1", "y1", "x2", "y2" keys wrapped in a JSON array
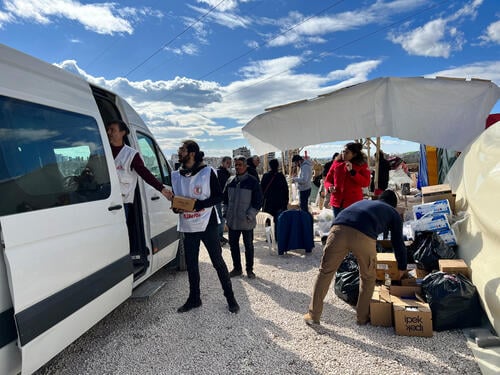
[
  {"x1": 108, "y1": 204, "x2": 123, "y2": 211},
  {"x1": 151, "y1": 196, "x2": 160, "y2": 201}
]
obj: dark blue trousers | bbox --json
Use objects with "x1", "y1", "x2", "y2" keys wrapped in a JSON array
[{"x1": 183, "y1": 222, "x2": 234, "y2": 301}]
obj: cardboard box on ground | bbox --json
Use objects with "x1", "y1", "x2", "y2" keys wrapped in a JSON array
[
  {"x1": 438, "y1": 259, "x2": 471, "y2": 280},
  {"x1": 370, "y1": 285, "x2": 433, "y2": 337},
  {"x1": 375, "y1": 240, "x2": 413, "y2": 282}
]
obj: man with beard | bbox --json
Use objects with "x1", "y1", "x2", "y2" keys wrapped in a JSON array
[
  {"x1": 165, "y1": 140, "x2": 239, "y2": 314},
  {"x1": 106, "y1": 120, "x2": 170, "y2": 218}
]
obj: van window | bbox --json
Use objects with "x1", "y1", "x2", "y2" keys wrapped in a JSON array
[
  {"x1": 0, "y1": 95, "x2": 111, "y2": 216},
  {"x1": 137, "y1": 133, "x2": 171, "y2": 186}
]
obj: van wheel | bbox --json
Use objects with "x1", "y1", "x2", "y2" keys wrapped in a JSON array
[{"x1": 176, "y1": 234, "x2": 187, "y2": 271}]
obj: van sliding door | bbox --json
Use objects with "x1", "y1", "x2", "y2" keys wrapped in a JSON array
[
  {"x1": 0, "y1": 95, "x2": 132, "y2": 374},
  {"x1": 136, "y1": 132, "x2": 179, "y2": 273}
]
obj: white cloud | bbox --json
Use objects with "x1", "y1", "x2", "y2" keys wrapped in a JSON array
[
  {"x1": 238, "y1": 55, "x2": 302, "y2": 78},
  {"x1": 166, "y1": 43, "x2": 199, "y2": 56},
  {"x1": 188, "y1": 4, "x2": 251, "y2": 30},
  {"x1": 53, "y1": 55, "x2": 413, "y2": 157},
  {"x1": 0, "y1": 9, "x2": 13, "y2": 27},
  {"x1": 389, "y1": 19, "x2": 452, "y2": 57},
  {"x1": 2, "y1": 0, "x2": 162, "y2": 35},
  {"x1": 196, "y1": 0, "x2": 240, "y2": 12},
  {"x1": 388, "y1": 0, "x2": 482, "y2": 57},
  {"x1": 56, "y1": 60, "x2": 222, "y2": 108},
  {"x1": 480, "y1": 20, "x2": 500, "y2": 44},
  {"x1": 266, "y1": 0, "x2": 427, "y2": 48}
]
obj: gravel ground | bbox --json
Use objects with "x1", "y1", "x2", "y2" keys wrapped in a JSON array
[{"x1": 37, "y1": 239, "x2": 480, "y2": 375}]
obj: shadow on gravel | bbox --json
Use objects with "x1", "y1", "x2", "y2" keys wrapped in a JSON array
[
  {"x1": 36, "y1": 241, "x2": 480, "y2": 375},
  {"x1": 306, "y1": 323, "x2": 480, "y2": 373},
  {"x1": 36, "y1": 262, "x2": 324, "y2": 375}
]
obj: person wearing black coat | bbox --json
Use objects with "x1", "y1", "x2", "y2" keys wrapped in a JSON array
[
  {"x1": 246, "y1": 155, "x2": 260, "y2": 182},
  {"x1": 260, "y1": 159, "x2": 289, "y2": 241},
  {"x1": 374, "y1": 151, "x2": 390, "y2": 196}
]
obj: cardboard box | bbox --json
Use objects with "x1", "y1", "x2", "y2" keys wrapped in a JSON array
[
  {"x1": 435, "y1": 227, "x2": 457, "y2": 246},
  {"x1": 411, "y1": 213, "x2": 451, "y2": 232},
  {"x1": 376, "y1": 253, "x2": 401, "y2": 281},
  {"x1": 392, "y1": 296, "x2": 433, "y2": 337},
  {"x1": 370, "y1": 286, "x2": 393, "y2": 327},
  {"x1": 402, "y1": 267, "x2": 430, "y2": 286},
  {"x1": 410, "y1": 214, "x2": 457, "y2": 246},
  {"x1": 438, "y1": 259, "x2": 471, "y2": 279},
  {"x1": 412, "y1": 199, "x2": 452, "y2": 220},
  {"x1": 172, "y1": 195, "x2": 196, "y2": 211},
  {"x1": 422, "y1": 184, "x2": 452, "y2": 203}
]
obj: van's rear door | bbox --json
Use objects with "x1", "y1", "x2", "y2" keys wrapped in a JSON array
[{"x1": 0, "y1": 44, "x2": 133, "y2": 374}]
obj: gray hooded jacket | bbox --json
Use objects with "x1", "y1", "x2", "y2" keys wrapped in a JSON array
[{"x1": 223, "y1": 172, "x2": 263, "y2": 230}]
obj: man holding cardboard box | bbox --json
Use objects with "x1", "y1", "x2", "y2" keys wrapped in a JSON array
[
  {"x1": 167, "y1": 140, "x2": 239, "y2": 314},
  {"x1": 304, "y1": 190, "x2": 407, "y2": 326}
]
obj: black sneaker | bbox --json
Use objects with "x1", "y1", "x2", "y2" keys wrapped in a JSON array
[
  {"x1": 220, "y1": 237, "x2": 229, "y2": 245},
  {"x1": 177, "y1": 299, "x2": 202, "y2": 313},
  {"x1": 227, "y1": 296, "x2": 240, "y2": 314},
  {"x1": 229, "y1": 269, "x2": 243, "y2": 278},
  {"x1": 247, "y1": 270, "x2": 256, "y2": 279}
]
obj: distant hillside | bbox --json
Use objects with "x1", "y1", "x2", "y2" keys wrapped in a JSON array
[{"x1": 398, "y1": 151, "x2": 419, "y2": 164}]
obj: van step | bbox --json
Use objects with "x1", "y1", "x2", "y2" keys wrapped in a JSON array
[{"x1": 130, "y1": 281, "x2": 166, "y2": 300}]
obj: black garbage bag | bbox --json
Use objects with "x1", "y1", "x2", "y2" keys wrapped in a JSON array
[
  {"x1": 337, "y1": 252, "x2": 358, "y2": 273},
  {"x1": 334, "y1": 253, "x2": 359, "y2": 306},
  {"x1": 412, "y1": 231, "x2": 456, "y2": 272},
  {"x1": 422, "y1": 272, "x2": 483, "y2": 331}
]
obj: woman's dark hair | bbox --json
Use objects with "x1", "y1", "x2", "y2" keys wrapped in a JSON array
[
  {"x1": 379, "y1": 190, "x2": 398, "y2": 208},
  {"x1": 269, "y1": 158, "x2": 279, "y2": 172},
  {"x1": 183, "y1": 140, "x2": 204, "y2": 163},
  {"x1": 345, "y1": 142, "x2": 367, "y2": 165},
  {"x1": 107, "y1": 119, "x2": 129, "y2": 135}
]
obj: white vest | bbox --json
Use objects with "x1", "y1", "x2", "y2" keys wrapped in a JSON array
[
  {"x1": 114, "y1": 145, "x2": 139, "y2": 204},
  {"x1": 172, "y1": 166, "x2": 218, "y2": 233}
]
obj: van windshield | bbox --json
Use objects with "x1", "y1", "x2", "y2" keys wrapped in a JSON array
[{"x1": 0, "y1": 95, "x2": 111, "y2": 216}]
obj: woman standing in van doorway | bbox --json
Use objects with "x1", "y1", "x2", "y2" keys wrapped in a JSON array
[
  {"x1": 324, "y1": 142, "x2": 370, "y2": 217},
  {"x1": 106, "y1": 120, "x2": 170, "y2": 218},
  {"x1": 165, "y1": 140, "x2": 240, "y2": 314}
]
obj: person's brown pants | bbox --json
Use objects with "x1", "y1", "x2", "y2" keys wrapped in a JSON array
[{"x1": 308, "y1": 225, "x2": 377, "y2": 324}]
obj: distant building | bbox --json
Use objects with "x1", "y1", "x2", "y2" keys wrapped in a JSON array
[
  {"x1": 232, "y1": 146, "x2": 251, "y2": 159},
  {"x1": 266, "y1": 152, "x2": 275, "y2": 160}
]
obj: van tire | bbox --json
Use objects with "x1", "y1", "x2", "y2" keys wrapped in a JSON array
[{"x1": 176, "y1": 233, "x2": 187, "y2": 271}]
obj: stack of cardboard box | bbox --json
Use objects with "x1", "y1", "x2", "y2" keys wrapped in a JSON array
[
  {"x1": 370, "y1": 285, "x2": 433, "y2": 337},
  {"x1": 410, "y1": 184, "x2": 457, "y2": 246}
]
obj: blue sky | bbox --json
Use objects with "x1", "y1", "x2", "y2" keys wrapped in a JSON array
[{"x1": 1, "y1": 0, "x2": 499, "y2": 159}]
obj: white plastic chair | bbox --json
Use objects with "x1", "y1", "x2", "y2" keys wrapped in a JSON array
[{"x1": 255, "y1": 212, "x2": 276, "y2": 253}]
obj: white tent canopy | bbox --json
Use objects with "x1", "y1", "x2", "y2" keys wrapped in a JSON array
[{"x1": 243, "y1": 77, "x2": 500, "y2": 155}]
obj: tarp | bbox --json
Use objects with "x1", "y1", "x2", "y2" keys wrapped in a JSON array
[
  {"x1": 447, "y1": 121, "x2": 500, "y2": 335},
  {"x1": 243, "y1": 77, "x2": 500, "y2": 155}
]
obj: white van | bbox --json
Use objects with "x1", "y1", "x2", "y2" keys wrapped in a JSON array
[{"x1": 0, "y1": 44, "x2": 181, "y2": 374}]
